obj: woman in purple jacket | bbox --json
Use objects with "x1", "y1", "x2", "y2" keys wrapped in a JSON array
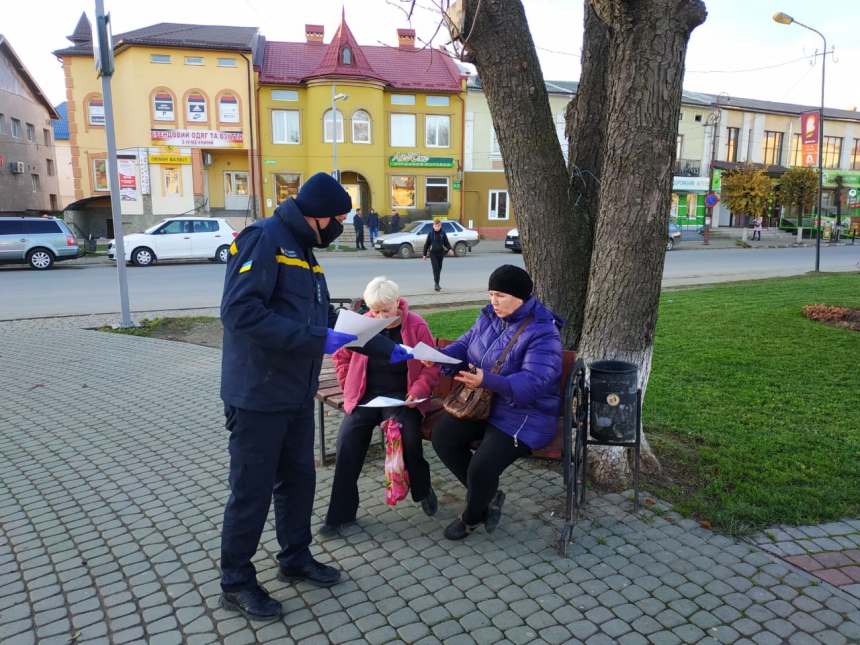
[{"x1": 422, "y1": 265, "x2": 564, "y2": 540}]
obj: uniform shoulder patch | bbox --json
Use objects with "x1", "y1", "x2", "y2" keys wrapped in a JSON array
[{"x1": 239, "y1": 260, "x2": 253, "y2": 273}]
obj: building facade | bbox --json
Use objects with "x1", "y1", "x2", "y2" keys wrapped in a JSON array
[
  {"x1": 256, "y1": 19, "x2": 464, "y2": 225},
  {"x1": 0, "y1": 36, "x2": 61, "y2": 216},
  {"x1": 51, "y1": 102, "x2": 76, "y2": 210},
  {"x1": 53, "y1": 16, "x2": 260, "y2": 236}
]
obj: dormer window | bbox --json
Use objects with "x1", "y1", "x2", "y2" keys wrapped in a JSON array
[{"x1": 342, "y1": 47, "x2": 351, "y2": 65}]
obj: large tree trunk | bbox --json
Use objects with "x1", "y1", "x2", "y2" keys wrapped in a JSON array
[
  {"x1": 459, "y1": 0, "x2": 591, "y2": 348},
  {"x1": 578, "y1": 0, "x2": 706, "y2": 484}
]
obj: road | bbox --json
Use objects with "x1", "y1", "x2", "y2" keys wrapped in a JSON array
[{"x1": 1, "y1": 244, "x2": 858, "y2": 320}]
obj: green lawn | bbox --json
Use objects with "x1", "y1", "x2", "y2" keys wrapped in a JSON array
[{"x1": 422, "y1": 273, "x2": 860, "y2": 534}]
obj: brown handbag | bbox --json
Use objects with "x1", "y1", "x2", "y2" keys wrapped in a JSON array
[{"x1": 443, "y1": 314, "x2": 533, "y2": 420}]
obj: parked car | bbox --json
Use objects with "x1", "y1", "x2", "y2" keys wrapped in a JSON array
[
  {"x1": 0, "y1": 217, "x2": 81, "y2": 270},
  {"x1": 373, "y1": 219, "x2": 480, "y2": 259},
  {"x1": 505, "y1": 222, "x2": 683, "y2": 252},
  {"x1": 108, "y1": 217, "x2": 237, "y2": 266},
  {"x1": 505, "y1": 228, "x2": 521, "y2": 253}
]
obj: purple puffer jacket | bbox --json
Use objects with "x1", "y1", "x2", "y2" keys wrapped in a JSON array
[{"x1": 439, "y1": 295, "x2": 564, "y2": 449}]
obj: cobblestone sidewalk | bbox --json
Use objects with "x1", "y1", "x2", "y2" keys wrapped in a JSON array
[{"x1": 1, "y1": 330, "x2": 859, "y2": 645}]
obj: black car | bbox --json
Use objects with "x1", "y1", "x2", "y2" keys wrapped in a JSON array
[{"x1": 504, "y1": 228, "x2": 521, "y2": 253}]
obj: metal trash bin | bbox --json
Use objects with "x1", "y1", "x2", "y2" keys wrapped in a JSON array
[
  {"x1": 588, "y1": 360, "x2": 638, "y2": 443},
  {"x1": 84, "y1": 235, "x2": 97, "y2": 253}
]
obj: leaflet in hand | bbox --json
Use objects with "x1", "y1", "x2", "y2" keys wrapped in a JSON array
[
  {"x1": 359, "y1": 396, "x2": 428, "y2": 408},
  {"x1": 405, "y1": 342, "x2": 462, "y2": 364},
  {"x1": 334, "y1": 310, "x2": 398, "y2": 348}
]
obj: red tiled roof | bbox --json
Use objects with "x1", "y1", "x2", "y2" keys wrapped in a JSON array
[{"x1": 306, "y1": 17, "x2": 386, "y2": 83}]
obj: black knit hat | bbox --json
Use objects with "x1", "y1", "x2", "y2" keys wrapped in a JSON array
[
  {"x1": 294, "y1": 173, "x2": 353, "y2": 219},
  {"x1": 488, "y1": 265, "x2": 533, "y2": 301}
]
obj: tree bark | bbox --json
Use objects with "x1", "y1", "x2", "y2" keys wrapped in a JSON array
[{"x1": 459, "y1": 0, "x2": 591, "y2": 349}]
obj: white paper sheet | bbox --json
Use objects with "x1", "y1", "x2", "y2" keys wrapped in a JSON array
[
  {"x1": 358, "y1": 396, "x2": 428, "y2": 408},
  {"x1": 406, "y1": 342, "x2": 463, "y2": 364},
  {"x1": 334, "y1": 309, "x2": 399, "y2": 348}
]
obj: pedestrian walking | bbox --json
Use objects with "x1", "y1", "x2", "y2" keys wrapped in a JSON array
[
  {"x1": 218, "y1": 172, "x2": 412, "y2": 622},
  {"x1": 752, "y1": 216, "x2": 762, "y2": 241},
  {"x1": 390, "y1": 211, "x2": 401, "y2": 233},
  {"x1": 423, "y1": 219, "x2": 453, "y2": 291},
  {"x1": 353, "y1": 208, "x2": 366, "y2": 250},
  {"x1": 366, "y1": 208, "x2": 379, "y2": 245}
]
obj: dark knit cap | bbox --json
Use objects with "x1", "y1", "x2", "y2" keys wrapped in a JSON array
[
  {"x1": 488, "y1": 265, "x2": 533, "y2": 301},
  {"x1": 294, "y1": 173, "x2": 353, "y2": 219}
]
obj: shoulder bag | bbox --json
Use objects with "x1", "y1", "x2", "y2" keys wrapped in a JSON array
[{"x1": 443, "y1": 314, "x2": 533, "y2": 420}]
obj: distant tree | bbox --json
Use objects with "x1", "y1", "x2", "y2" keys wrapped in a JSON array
[
  {"x1": 721, "y1": 164, "x2": 773, "y2": 241},
  {"x1": 779, "y1": 167, "x2": 818, "y2": 241}
]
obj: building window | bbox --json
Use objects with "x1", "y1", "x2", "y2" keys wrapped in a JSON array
[
  {"x1": 92, "y1": 158, "x2": 108, "y2": 191},
  {"x1": 342, "y1": 47, "x2": 351, "y2": 65},
  {"x1": 272, "y1": 90, "x2": 298, "y2": 102},
  {"x1": 87, "y1": 96, "x2": 105, "y2": 126},
  {"x1": 426, "y1": 177, "x2": 449, "y2": 204},
  {"x1": 425, "y1": 115, "x2": 450, "y2": 148},
  {"x1": 219, "y1": 94, "x2": 240, "y2": 123},
  {"x1": 185, "y1": 56, "x2": 204, "y2": 65},
  {"x1": 489, "y1": 190, "x2": 509, "y2": 220},
  {"x1": 0, "y1": 114, "x2": 5, "y2": 134},
  {"x1": 272, "y1": 110, "x2": 300, "y2": 144},
  {"x1": 426, "y1": 96, "x2": 450, "y2": 107},
  {"x1": 217, "y1": 58, "x2": 237, "y2": 67},
  {"x1": 822, "y1": 136, "x2": 842, "y2": 169},
  {"x1": 694, "y1": 114, "x2": 703, "y2": 123},
  {"x1": 153, "y1": 91, "x2": 176, "y2": 122},
  {"x1": 323, "y1": 109, "x2": 344, "y2": 143},
  {"x1": 11, "y1": 118, "x2": 22, "y2": 138},
  {"x1": 50, "y1": 194, "x2": 58, "y2": 210},
  {"x1": 25, "y1": 123, "x2": 35, "y2": 141},
  {"x1": 791, "y1": 133, "x2": 803, "y2": 167},
  {"x1": 46, "y1": 159, "x2": 55, "y2": 176},
  {"x1": 676, "y1": 135, "x2": 683, "y2": 160},
  {"x1": 352, "y1": 110, "x2": 370, "y2": 144},
  {"x1": 43, "y1": 129, "x2": 51, "y2": 145},
  {"x1": 390, "y1": 114, "x2": 416, "y2": 147},
  {"x1": 761, "y1": 131, "x2": 784, "y2": 166},
  {"x1": 726, "y1": 127, "x2": 739, "y2": 162},
  {"x1": 151, "y1": 54, "x2": 171, "y2": 64},
  {"x1": 164, "y1": 167, "x2": 181, "y2": 195},
  {"x1": 391, "y1": 94, "x2": 416, "y2": 106},
  {"x1": 556, "y1": 114, "x2": 568, "y2": 161},
  {"x1": 186, "y1": 92, "x2": 208, "y2": 123},
  {"x1": 391, "y1": 176, "x2": 416, "y2": 208},
  {"x1": 490, "y1": 128, "x2": 500, "y2": 156},
  {"x1": 31, "y1": 174, "x2": 41, "y2": 193},
  {"x1": 852, "y1": 139, "x2": 860, "y2": 171},
  {"x1": 678, "y1": 112, "x2": 684, "y2": 122},
  {"x1": 274, "y1": 173, "x2": 301, "y2": 204}
]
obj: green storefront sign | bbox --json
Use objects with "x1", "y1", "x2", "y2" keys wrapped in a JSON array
[
  {"x1": 389, "y1": 152, "x2": 455, "y2": 167},
  {"x1": 822, "y1": 170, "x2": 860, "y2": 187},
  {"x1": 711, "y1": 168, "x2": 722, "y2": 192},
  {"x1": 263, "y1": 160, "x2": 277, "y2": 165}
]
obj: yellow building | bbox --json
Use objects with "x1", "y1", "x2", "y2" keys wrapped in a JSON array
[
  {"x1": 256, "y1": 17, "x2": 465, "y2": 225},
  {"x1": 53, "y1": 15, "x2": 259, "y2": 235}
]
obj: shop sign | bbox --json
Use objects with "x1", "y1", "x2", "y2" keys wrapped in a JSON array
[
  {"x1": 151, "y1": 129, "x2": 244, "y2": 148},
  {"x1": 822, "y1": 170, "x2": 860, "y2": 188},
  {"x1": 389, "y1": 152, "x2": 455, "y2": 167},
  {"x1": 453, "y1": 181, "x2": 461, "y2": 190},
  {"x1": 118, "y1": 159, "x2": 137, "y2": 202},
  {"x1": 711, "y1": 168, "x2": 722, "y2": 192},
  {"x1": 263, "y1": 160, "x2": 278, "y2": 165},
  {"x1": 148, "y1": 154, "x2": 191, "y2": 164},
  {"x1": 672, "y1": 177, "x2": 710, "y2": 192},
  {"x1": 801, "y1": 111, "x2": 819, "y2": 167}
]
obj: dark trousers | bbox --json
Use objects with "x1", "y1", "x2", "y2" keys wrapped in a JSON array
[
  {"x1": 355, "y1": 228, "x2": 365, "y2": 249},
  {"x1": 752, "y1": 230, "x2": 761, "y2": 240},
  {"x1": 429, "y1": 252, "x2": 445, "y2": 285},
  {"x1": 325, "y1": 401, "x2": 430, "y2": 525},
  {"x1": 220, "y1": 404, "x2": 315, "y2": 592},
  {"x1": 431, "y1": 414, "x2": 531, "y2": 526}
]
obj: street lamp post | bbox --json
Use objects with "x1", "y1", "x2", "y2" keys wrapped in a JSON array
[
  {"x1": 773, "y1": 12, "x2": 826, "y2": 271},
  {"x1": 331, "y1": 85, "x2": 348, "y2": 250}
]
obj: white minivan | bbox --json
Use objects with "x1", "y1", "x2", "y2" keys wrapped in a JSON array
[{"x1": 108, "y1": 217, "x2": 237, "y2": 266}]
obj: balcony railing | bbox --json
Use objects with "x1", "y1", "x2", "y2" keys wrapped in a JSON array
[{"x1": 674, "y1": 158, "x2": 702, "y2": 176}]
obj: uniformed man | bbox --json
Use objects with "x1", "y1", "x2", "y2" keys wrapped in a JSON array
[{"x1": 217, "y1": 173, "x2": 410, "y2": 621}]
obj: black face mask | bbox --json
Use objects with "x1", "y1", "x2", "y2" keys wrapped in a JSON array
[{"x1": 314, "y1": 217, "x2": 344, "y2": 249}]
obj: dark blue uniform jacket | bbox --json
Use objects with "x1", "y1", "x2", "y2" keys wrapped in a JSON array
[{"x1": 220, "y1": 199, "x2": 335, "y2": 411}]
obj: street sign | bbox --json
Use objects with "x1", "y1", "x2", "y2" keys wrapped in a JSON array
[{"x1": 705, "y1": 193, "x2": 719, "y2": 208}]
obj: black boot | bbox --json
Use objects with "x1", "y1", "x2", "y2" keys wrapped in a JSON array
[
  {"x1": 434, "y1": 283, "x2": 441, "y2": 291},
  {"x1": 219, "y1": 585, "x2": 283, "y2": 622},
  {"x1": 420, "y1": 487, "x2": 438, "y2": 516},
  {"x1": 277, "y1": 559, "x2": 342, "y2": 587}
]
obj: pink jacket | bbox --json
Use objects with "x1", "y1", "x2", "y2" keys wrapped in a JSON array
[{"x1": 333, "y1": 298, "x2": 440, "y2": 415}]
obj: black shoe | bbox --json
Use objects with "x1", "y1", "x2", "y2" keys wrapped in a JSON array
[
  {"x1": 277, "y1": 559, "x2": 342, "y2": 587},
  {"x1": 484, "y1": 490, "x2": 506, "y2": 534},
  {"x1": 219, "y1": 585, "x2": 283, "y2": 622},
  {"x1": 434, "y1": 283, "x2": 441, "y2": 291},
  {"x1": 420, "y1": 488, "x2": 438, "y2": 516},
  {"x1": 444, "y1": 517, "x2": 479, "y2": 540},
  {"x1": 317, "y1": 521, "x2": 354, "y2": 538}
]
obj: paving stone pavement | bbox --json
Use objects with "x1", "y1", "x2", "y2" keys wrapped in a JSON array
[{"x1": 1, "y1": 330, "x2": 859, "y2": 645}]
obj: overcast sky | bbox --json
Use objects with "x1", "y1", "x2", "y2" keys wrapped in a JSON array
[{"x1": 4, "y1": 0, "x2": 858, "y2": 112}]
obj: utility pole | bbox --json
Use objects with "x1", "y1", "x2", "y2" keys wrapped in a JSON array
[
  {"x1": 95, "y1": 0, "x2": 132, "y2": 327},
  {"x1": 704, "y1": 93, "x2": 729, "y2": 246}
]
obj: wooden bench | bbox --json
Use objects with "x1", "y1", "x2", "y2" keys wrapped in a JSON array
[{"x1": 315, "y1": 338, "x2": 581, "y2": 464}]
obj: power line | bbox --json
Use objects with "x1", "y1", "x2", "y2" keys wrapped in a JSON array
[{"x1": 686, "y1": 54, "x2": 816, "y2": 75}]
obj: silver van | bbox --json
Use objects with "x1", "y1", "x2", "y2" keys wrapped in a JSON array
[{"x1": 0, "y1": 217, "x2": 81, "y2": 270}]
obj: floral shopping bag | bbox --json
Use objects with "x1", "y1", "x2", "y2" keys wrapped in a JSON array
[{"x1": 383, "y1": 417, "x2": 410, "y2": 505}]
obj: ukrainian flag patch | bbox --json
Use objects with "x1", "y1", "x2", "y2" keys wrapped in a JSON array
[{"x1": 239, "y1": 260, "x2": 253, "y2": 274}]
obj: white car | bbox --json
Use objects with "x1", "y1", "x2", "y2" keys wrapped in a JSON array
[
  {"x1": 373, "y1": 219, "x2": 480, "y2": 259},
  {"x1": 108, "y1": 217, "x2": 237, "y2": 266},
  {"x1": 504, "y1": 228, "x2": 521, "y2": 252}
]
